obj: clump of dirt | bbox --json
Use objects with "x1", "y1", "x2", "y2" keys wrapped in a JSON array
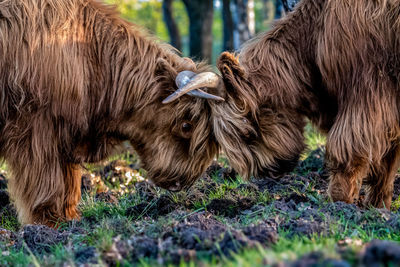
[
  {"x1": 273, "y1": 199, "x2": 298, "y2": 213},
  {"x1": 192, "y1": 173, "x2": 219, "y2": 194},
  {"x1": 215, "y1": 230, "x2": 259, "y2": 256},
  {"x1": 206, "y1": 197, "x2": 255, "y2": 218},
  {"x1": 251, "y1": 147, "x2": 329, "y2": 197},
  {"x1": 295, "y1": 146, "x2": 326, "y2": 175},
  {"x1": 285, "y1": 192, "x2": 311, "y2": 204},
  {"x1": 283, "y1": 218, "x2": 328, "y2": 238},
  {"x1": 130, "y1": 236, "x2": 159, "y2": 260},
  {"x1": 167, "y1": 249, "x2": 197, "y2": 264},
  {"x1": 126, "y1": 194, "x2": 178, "y2": 219},
  {"x1": 95, "y1": 191, "x2": 119, "y2": 204},
  {"x1": 290, "y1": 251, "x2": 350, "y2": 267},
  {"x1": 182, "y1": 174, "x2": 217, "y2": 208},
  {"x1": 114, "y1": 212, "x2": 279, "y2": 264},
  {"x1": 252, "y1": 174, "x2": 319, "y2": 195},
  {"x1": 361, "y1": 240, "x2": 400, "y2": 266},
  {"x1": 0, "y1": 228, "x2": 16, "y2": 248},
  {"x1": 242, "y1": 221, "x2": 278, "y2": 245},
  {"x1": 153, "y1": 195, "x2": 178, "y2": 216},
  {"x1": 167, "y1": 212, "x2": 227, "y2": 251},
  {"x1": 133, "y1": 181, "x2": 158, "y2": 201},
  {"x1": 171, "y1": 213, "x2": 277, "y2": 258},
  {"x1": 18, "y1": 225, "x2": 70, "y2": 254},
  {"x1": 0, "y1": 228, "x2": 14, "y2": 241},
  {"x1": 386, "y1": 213, "x2": 400, "y2": 231},
  {"x1": 320, "y1": 202, "x2": 363, "y2": 223},
  {"x1": 206, "y1": 161, "x2": 238, "y2": 182},
  {"x1": 126, "y1": 203, "x2": 149, "y2": 218},
  {"x1": 307, "y1": 171, "x2": 329, "y2": 192},
  {"x1": 74, "y1": 246, "x2": 98, "y2": 264},
  {"x1": 102, "y1": 236, "x2": 133, "y2": 267}
]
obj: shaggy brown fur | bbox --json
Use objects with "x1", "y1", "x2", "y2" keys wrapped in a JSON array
[
  {"x1": 0, "y1": 0, "x2": 218, "y2": 226},
  {"x1": 214, "y1": 0, "x2": 400, "y2": 208}
]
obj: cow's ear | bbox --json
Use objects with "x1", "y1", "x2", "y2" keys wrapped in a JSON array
[
  {"x1": 154, "y1": 58, "x2": 178, "y2": 100},
  {"x1": 217, "y1": 52, "x2": 257, "y2": 111},
  {"x1": 217, "y1": 52, "x2": 245, "y2": 78},
  {"x1": 217, "y1": 52, "x2": 248, "y2": 96},
  {"x1": 155, "y1": 58, "x2": 177, "y2": 80},
  {"x1": 155, "y1": 57, "x2": 196, "y2": 78}
]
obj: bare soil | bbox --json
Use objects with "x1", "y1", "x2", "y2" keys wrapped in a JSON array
[{"x1": 0, "y1": 148, "x2": 400, "y2": 266}]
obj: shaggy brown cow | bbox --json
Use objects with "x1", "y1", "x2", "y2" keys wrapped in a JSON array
[
  {"x1": 0, "y1": 0, "x2": 223, "y2": 226},
  {"x1": 211, "y1": 0, "x2": 399, "y2": 208}
]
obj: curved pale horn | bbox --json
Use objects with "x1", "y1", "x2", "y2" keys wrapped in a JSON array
[
  {"x1": 174, "y1": 71, "x2": 224, "y2": 101},
  {"x1": 175, "y1": 70, "x2": 197, "y2": 88},
  {"x1": 162, "y1": 72, "x2": 223, "y2": 104},
  {"x1": 187, "y1": 89, "x2": 225, "y2": 101}
]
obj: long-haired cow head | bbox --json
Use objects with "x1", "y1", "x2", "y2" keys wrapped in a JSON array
[
  {"x1": 212, "y1": 52, "x2": 306, "y2": 179},
  {"x1": 123, "y1": 58, "x2": 223, "y2": 191}
]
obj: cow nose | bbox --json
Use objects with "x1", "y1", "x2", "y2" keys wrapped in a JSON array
[{"x1": 168, "y1": 182, "x2": 182, "y2": 192}]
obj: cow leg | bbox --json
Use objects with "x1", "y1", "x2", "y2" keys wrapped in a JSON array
[
  {"x1": 62, "y1": 163, "x2": 81, "y2": 221},
  {"x1": 364, "y1": 143, "x2": 400, "y2": 209},
  {"x1": 8, "y1": 158, "x2": 65, "y2": 227},
  {"x1": 9, "y1": 161, "x2": 81, "y2": 227},
  {"x1": 327, "y1": 158, "x2": 368, "y2": 204},
  {"x1": 6, "y1": 123, "x2": 71, "y2": 226},
  {"x1": 325, "y1": 115, "x2": 370, "y2": 204}
]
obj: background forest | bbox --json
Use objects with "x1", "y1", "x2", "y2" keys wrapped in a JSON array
[{"x1": 106, "y1": 0, "x2": 299, "y2": 64}]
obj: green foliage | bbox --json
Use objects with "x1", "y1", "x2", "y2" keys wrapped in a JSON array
[
  {"x1": 104, "y1": 0, "x2": 276, "y2": 62},
  {"x1": 393, "y1": 196, "x2": 400, "y2": 210},
  {"x1": 0, "y1": 210, "x2": 20, "y2": 232},
  {"x1": 0, "y1": 249, "x2": 36, "y2": 267},
  {"x1": 106, "y1": 0, "x2": 169, "y2": 40},
  {"x1": 105, "y1": 0, "x2": 189, "y2": 48},
  {"x1": 254, "y1": 0, "x2": 275, "y2": 33},
  {"x1": 304, "y1": 123, "x2": 326, "y2": 151}
]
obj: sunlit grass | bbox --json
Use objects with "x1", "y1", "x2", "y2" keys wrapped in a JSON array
[{"x1": 304, "y1": 124, "x2": 326, "y2": 150}]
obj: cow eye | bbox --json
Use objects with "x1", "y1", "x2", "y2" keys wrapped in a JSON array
[
  {"x1": 241, "y1": 117, "x2": 253, "y2": 138},
  {"x1": 182, "y1": 122, "x2": 192, "y2": 133}
]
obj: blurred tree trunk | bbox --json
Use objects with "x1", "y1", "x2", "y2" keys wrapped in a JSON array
[
  {"x1": 260, "y1": 0, "x2": 273, "y2": 31},
  {"x1": 182, "y1": 0, "x2": 214, "y2": 63},
  {"x1": 222, "y1": 0, "x2": 234, "y2": 51},
  {"x1": 232, "y1": 0, "x2": 254, "y2": 49},
  {"x1": 282, "y1": 0, "x2": 290, "y2": 12},
  {"x1": 290, "y1": 0, "x2": 301, "y2": 10},
  {"x1": 162, "y1": 0, "x2": 182, "y2": 51},
  {"x1": 262, "y1": 0, "x2": 270, "y2": 15},
  {"x1": 248, "y1": 0, "x2": 255, "y2": 36},
  {"x1": 275, "y1": 0, "x2": 283, "y2": 19},
  {"x1": 282, "y1": 0, "x2": 300, "y2": 13}
]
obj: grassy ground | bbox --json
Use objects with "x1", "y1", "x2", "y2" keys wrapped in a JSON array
[{"x1": 0, "y1": 127, "x2": 400, "y2": 267}]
